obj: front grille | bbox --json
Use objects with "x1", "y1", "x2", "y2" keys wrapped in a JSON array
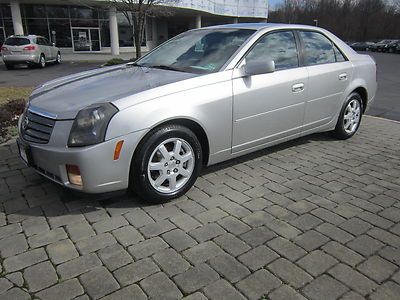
[{"x1": 21, "y1": 110, "x2": 56, "y2": 144}]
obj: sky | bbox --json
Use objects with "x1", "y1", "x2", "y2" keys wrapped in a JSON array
[{"x1": 269, "y1": 0, "x2": 284, "y2": 10}]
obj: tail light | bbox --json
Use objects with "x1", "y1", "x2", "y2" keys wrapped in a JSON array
[
  {"x1": 1, "y1": 46, "x2": 7, "y2": 51},
  {"x1": 23, "y1": 45, "x2": 36, "y2": 51}
]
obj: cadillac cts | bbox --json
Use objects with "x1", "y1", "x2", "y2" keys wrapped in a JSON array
[{"x1": 17, "y1": 23, "x2": 377, "y2": 203}]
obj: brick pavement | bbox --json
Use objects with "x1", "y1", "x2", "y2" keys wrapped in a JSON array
[{"x1": 0, "y1": 116, "x2": 399, "y2": 300}]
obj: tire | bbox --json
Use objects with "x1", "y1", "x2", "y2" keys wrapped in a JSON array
[
  {"x1": 332, "y1": 92, "x2": 363, "y2": 140},
  {"x1": 37, "y1": 54, "x2": 46, "y2": 68},
  {"x1": 130, "y1": 124, "x2": 203, "y2": 203},
  {"x1": 4, "y1": 63, "x2": 14, "y2": 70},
  {"x1": 55, "y1": 52, "x2": 61, "y2": 64}
]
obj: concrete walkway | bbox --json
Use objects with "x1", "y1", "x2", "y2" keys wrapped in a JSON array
[{"x1": 0, "y1": 116, "x2": 400, "y2": 299}]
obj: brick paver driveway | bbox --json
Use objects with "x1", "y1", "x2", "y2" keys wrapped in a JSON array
[{"x1": 1, "y1": 116, "x2": 399, "y2": 300}]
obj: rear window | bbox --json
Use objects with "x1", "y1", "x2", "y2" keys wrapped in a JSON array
[{"x1": 4, "y1": 37, "x2": 30, "y2": 46}]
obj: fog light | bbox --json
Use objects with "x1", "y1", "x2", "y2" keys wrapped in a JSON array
[
  {"x1": 66, "y1": 164, "x2": 82, "y2": 186},
  {"x1": 114, "y1": 140, "x2": 124, "y2": 160}
]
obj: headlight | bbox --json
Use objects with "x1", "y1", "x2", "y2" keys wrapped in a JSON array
[{"x1": 68, "y1": 103, "x2": 118, "y2": 147}]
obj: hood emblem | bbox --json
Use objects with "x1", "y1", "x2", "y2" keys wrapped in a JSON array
[{"x1": 22, "y1": 116, "x2": 29, "y2": 130}]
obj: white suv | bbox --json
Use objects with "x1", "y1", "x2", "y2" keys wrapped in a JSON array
[{"x1": 1, "y1": 35, "x2": 61, "y2": 70}]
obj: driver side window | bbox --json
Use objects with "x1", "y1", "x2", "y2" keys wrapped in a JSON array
[{"x1": 246, "y1": 31, "x2": 299, "y2": 71}]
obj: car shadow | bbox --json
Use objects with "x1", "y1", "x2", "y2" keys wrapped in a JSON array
[{"x1": 14, "y1": 131, "x2": 335, "y2": 218}]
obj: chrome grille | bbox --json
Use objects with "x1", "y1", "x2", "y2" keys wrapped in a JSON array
[{"x1": 21, "y1": 110, "x2": 56, "y2": 144}]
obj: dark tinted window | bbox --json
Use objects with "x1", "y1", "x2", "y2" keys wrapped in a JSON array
[
  {"x1": 4, "y1": 37, "x2": 30, "y2": 46},
  {"x1": 334, "y1": 45, "x2": 346, "y2": 62},
  {"x1": 246, "y1": 31, "x2": 299, "y2": 70},
  {"x1": 300, "y1": 31, "x2": 335, "y2": 65}
]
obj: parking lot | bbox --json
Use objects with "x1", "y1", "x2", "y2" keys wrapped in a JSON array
[{"x1": 0, "y1": 53, "x2": 400, "y2": 300}]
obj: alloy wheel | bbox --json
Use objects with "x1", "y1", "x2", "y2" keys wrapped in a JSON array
[
  {"x1": 147, "y1": 138, "x2": 195, "y2": 194},
  {"x1": 343, "y1": 99, "x2": 361, "y2": 134}
]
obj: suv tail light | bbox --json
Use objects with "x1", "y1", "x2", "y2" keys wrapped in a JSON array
[
  {"x1": 23, "y1": 45, "x2": 36, "y2": 51},
  {"x1": 1, "y1": 46, "x2": 7, "y2": 51}
]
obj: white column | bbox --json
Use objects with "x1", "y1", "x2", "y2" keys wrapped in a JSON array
[
  {"x1": 195, "y1": 14, "x2": 202, "y2": 29},
  {"x1": 233, "y1": 18, "x2": 239, "y2": 24},
  {"x1": 109, "y1": 6, "x2": 119, "y2": 55},
  {"x1": 10, "y1": 0, "x2": 24, "y2": 35}
]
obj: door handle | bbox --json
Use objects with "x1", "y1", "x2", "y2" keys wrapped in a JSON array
[
  {"x1": 339, "y1": 73, "x2": 348, "y2": 81},
  {"x1": 292, "y1": 83, "x2": 305, "y2": 93}
]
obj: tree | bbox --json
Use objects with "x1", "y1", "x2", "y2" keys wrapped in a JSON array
[
  {"x1": 269, "y1": 0, "x2": 400, "y2": 41},
  {"x1": 106, "y1": 0, "x2": 176, "y2": 58}
]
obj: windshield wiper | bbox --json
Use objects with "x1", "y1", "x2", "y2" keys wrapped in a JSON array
[{"x1": 148, "y1": 65, "x2": 183, "y2": 72}]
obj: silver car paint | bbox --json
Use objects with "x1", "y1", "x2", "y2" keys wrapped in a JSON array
[
  {"x1": 30, "y1": 65, "x2": 198, "y2": 119},
  {"x1": 19, "y1": 23, "x2": 377, "y2": 193},
  {"x1": 1, "y1": 35, "x2": 59, "y2": 64}
]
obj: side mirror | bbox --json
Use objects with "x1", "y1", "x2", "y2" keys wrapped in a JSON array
[{"x1": 244, "y1": 59, "x2": 275, "y2": 76}]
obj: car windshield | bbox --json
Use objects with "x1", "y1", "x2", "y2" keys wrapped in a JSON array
[
  {"x1": 136, "y1": 28, "x2": 255, "y2": 74},
  {"x1": 4, "y1": 37, "x2": 30, "y2": 46}
]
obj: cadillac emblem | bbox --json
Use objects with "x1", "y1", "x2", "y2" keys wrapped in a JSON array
[{"x1": 22, "y1": 116, "x2": 29, "y2": 130}]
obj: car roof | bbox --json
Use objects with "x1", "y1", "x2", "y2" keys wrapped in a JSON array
[
  {"x1": 7, "y1": 34, "x2": 40, "y2": 39},
  {"x1": 204, "y1": 23, "x2": 318, "y2": 31}
]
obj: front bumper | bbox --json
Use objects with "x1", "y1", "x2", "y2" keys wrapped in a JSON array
[{"x1": 17, "y1": 117, "x2": 146, "y2": 193}]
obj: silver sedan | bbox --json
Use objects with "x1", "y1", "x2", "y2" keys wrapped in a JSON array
[
  {"x1": 1, "y1": 35, "x2": 61, "y2": 69},
  {"x1": 17, "y1": 23, "x2": 377, "y2": 203}
]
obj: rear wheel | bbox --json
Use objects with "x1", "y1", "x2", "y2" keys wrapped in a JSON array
[
  {"x1": 37, "y1": 54, "x2": 46, "y2": 68},
  {"x1": 332, "y1": 92, "x2": 363, "y2": 140},
  {"x1": 130, "y1": 125, "x2": 202, "y2": 203},
  {"x1": 4, "y1": 63, "x2": 14, "y2": 70}
]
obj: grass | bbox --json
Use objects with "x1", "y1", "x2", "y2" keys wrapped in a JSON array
[
  {"x1": 0, "y1": 86, "x2": 33, "y2": 144},
  {"x1": 0, "y1": 86, "x2": 33, "y2": 105}
]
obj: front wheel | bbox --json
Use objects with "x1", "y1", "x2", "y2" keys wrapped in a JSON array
[
  {"x1": 332, "y1": 93, "x2": 363, "y2": 140},
  {"x1": 55, "y1": 52, "x2": 61, "y2": 64},
  {"x1": 130, "y1": 125, "x2": 202, "y2": 203}
]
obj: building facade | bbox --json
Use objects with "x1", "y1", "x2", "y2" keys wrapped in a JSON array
[{"x1": 0, "y1": 0, "x2": 268, "y2": 55}]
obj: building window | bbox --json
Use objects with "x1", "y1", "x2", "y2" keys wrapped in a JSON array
[
  {"x1": 22, "y1": 4, "x2": 47, "y2": 18},
  {"x1": 147, "y1": 17, "x2": 153, "y2": 41},
  {"x1": 0, "y1": 4, "x2": 12, "y2": 18},
  {"x1": 48, "y1": 19, "x2": 72, "y2": 47},
  {"x1": 24, "y1": 18, "x2": 50, "y2": 39},
  {"x1": 100, "y1": 20, "x2": 110, "y2": 47},
  {"x1": 46, "y1": 5, "x2": 69, "y2": 19},
  {"x1": 70, "y1": 6, "x2": 98, "y2": 19},
  {"x1": 117, "y1": 12, "x2": 134, "y2": 47}
]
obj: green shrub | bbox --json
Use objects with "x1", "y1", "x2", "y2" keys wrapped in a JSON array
[{"x1": 104, "y1": 58, "x2": 125, "y2": 66}]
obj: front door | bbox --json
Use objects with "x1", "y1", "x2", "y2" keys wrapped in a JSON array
[
  {"x1": 72, "y1": 28, "x2": 101, "y2": 52},
  {"x1": 232, "y1": 31, "x2": 307, "y2": 154}
]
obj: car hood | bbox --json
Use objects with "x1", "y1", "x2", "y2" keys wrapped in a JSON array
[{"x1": 28, "y1": 64, "x2": 199, "y2": 119}]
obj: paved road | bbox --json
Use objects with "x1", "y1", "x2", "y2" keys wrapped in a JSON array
[
  {"x1": 366, "y1": 52, "x2": 400, "y2": 121},
  {"x1": 0, "y1": 62, "x2": 101, "y2": 87},
  {"x1": 0, "y1": 116, "x2": 399, "y2": 299}
]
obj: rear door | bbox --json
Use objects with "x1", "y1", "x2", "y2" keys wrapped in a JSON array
[{"x1": 298, "y1": 30, "x2": 353, "y2": 130}]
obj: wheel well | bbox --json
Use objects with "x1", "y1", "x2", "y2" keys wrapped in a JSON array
[
  {"x1": 136, "y1": 119, "x2": 210, "y2": 166},
  {"x1": 353, "y1": 87, "x2": 368, "y2": 112}
]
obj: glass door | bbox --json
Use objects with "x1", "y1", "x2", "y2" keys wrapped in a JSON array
[
  {"x1": 89, "y1": 28, "x2": 100, "y2": 51},
  {"x1": 72, "y1": 27, "x2": 101, "y2": 52}
]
